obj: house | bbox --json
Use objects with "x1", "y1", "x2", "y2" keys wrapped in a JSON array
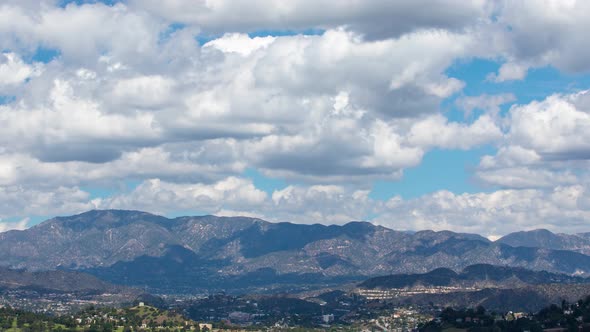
[
  {"x1": 322, "y1": 314, "x2": 335, "y2": 324},
  {"x1": 199, "y1": 323, "x2": 213, "y2": 331}
]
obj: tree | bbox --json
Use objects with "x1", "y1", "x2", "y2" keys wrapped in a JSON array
[{"x1": 476, "y1": 305, "x2": 486, "y2": 316}]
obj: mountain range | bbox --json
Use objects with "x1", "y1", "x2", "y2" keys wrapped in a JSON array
[{"x1": 2, "y1": 210, "x2": 590, "y2": 293}]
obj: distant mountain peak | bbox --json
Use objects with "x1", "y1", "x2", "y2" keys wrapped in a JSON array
[
  {"x1": 505, "y1": 229, "x2": 554, "y2": 236},
  {"x1": 496, "y1": 228, "x2": 590, "y2": 255},
  {"x1": 46, "y1": 209, "x2": 171, "y2": 232},
  {"x1": 61, "y1": 209, "x2": 160, "y2": 218},
  {"x1": 413, "y1": 229, "x2": 491, "y2": 243}
]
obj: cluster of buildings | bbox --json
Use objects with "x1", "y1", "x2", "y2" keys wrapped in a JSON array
[
  {"x1": 0, "y1": 288, "x2": 116, "y2": 314},
  {"x1": 355, "y1": 286, "x2": 480, "y2": 300},
  {"x1": 362, "y1": 308, "x2": 435, "y2": 332}
]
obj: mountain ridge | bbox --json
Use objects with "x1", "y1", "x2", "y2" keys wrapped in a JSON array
[{"x1": 2, "y1": 210, "x2": 590, "y2": 293}]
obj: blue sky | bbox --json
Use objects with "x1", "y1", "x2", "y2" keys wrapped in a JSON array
[{"x1": 1, "y1": 0, "x2": 590, "y2": 236}]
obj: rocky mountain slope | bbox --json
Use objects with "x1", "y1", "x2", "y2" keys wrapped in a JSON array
[{"x1": 2, "y1": 210, "x2": 590, "y2": 292}]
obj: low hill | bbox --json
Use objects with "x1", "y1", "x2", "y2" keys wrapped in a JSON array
[
  {"x1": 359, "y1": 264, "x2": 589, "y2": 289},
  {"x1": 0, "y1": 266, "x2": 135, "y2": 294}
]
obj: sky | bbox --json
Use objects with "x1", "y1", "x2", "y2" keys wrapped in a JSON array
[{"x1": 1, "y1": 0, "x2": 590, "y2": 238}]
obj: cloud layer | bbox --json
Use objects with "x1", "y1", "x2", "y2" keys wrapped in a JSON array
[{"x1": 0, "y1": 0, "x2": 589, "y2": 236}]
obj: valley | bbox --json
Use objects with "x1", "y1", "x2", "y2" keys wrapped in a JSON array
[{"x1": 3, "y1": 210, "x2": 590, "y2": 329}]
